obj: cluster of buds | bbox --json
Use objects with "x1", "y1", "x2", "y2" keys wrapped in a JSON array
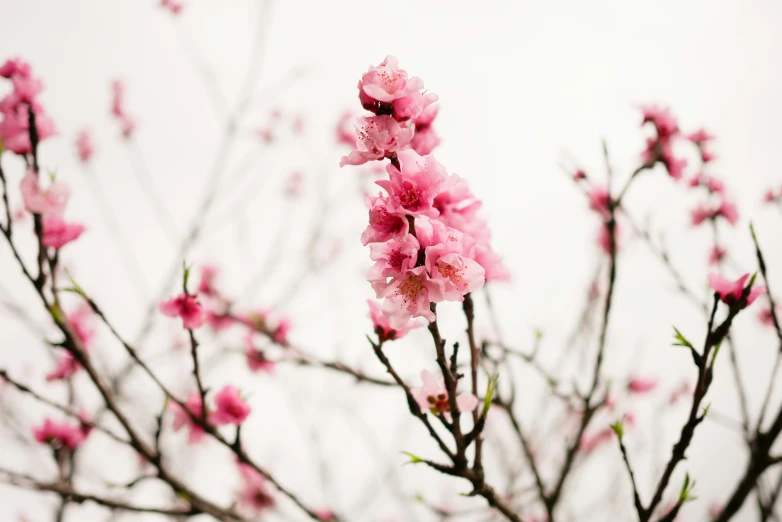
[{"x1": 0, "y1": 58, "x2": 56, "y2": 155}]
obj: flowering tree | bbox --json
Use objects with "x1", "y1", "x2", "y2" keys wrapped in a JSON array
[{"x1": 2, "y1": 9, "x2": 782, "y2": 521}]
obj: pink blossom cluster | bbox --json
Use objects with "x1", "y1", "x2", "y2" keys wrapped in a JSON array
[
  {"x1": 339, "y1": 56, "x2": 439, "y2": 167},
  {"x1": 110, "y1": 80, "x2": 136, "y2": 138},
  {"x1": 235, "y1": 459, "x2": 275, "y2": 515},
  {"x1": 690, "y1": 199, "x2": 738, "y2": 227},
  {"x1": 345, "y1": 58, "x2": 508, "y2": 329},
  {"x1": 687, "y1": 172, "x2": 738, "y2": 228},
  {"x1": 20, "y1": 168, "x2": 85, "y2": 250},
  {"x1": 160, "y1": 265, "x2": 293, "y2": 376},
  {"x1": 75, "y1": 129, "x2": 95, "y2": 163},
  {"x1": 257, "y1": 107, "x2": 305, "y2": 144},
  {"x1": 0, "y1": 58, "x2": 56, "y2": 155},
  {"x1": 579, "y1": 183, "x2": 618, "y2": 255},
  {"x1": 640, "y1": 105, "x2": 688, "y2": 180},
  {"x1": 33, "y1": 414, "x2": 92, "y2": 452},
  {"x1": 46, "y1": 307, "x2": 94, "y2": 382},
  {"x1": 170, "y1": 386, "x2": 251, "y2": 444}
]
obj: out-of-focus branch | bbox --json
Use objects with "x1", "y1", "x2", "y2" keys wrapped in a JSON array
[{"x1": 0, "y1": 467, "x2": 197, "y2": 516}]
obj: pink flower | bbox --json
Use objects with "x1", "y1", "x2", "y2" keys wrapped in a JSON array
[
  {"x1": 0, "y1": 61, "x2": 56, "y2": 155},
  {"x1": 391, "y1": 91, "x2": 438, "y2": 122},
  {"x1": 0, "y1": 58, "x2": 31, "y2": 79},
  {"x1": 46, "y1": 306, "x2": 95, "y2": 382},
  {"x1": 627, "y1": 376, "x2": 657, "y2": 394},
  {"x1": 367, "y1": 234, "x2": 420, "y2": 296},
  {"x1": 368, "y1": 299, "x2": 422, "y2": 342},
  {"x1": 688, "y1": 173, "x2": 724, "y2": 195},
  {"x1": 660, "y1": 144, "x2": 687, "y2": 180},
  {"x1": 66, "y1": 305, "x2": 94, "y2": 348},
  {"x1": 419, "y1": 219, "x2": 485, "y2": 301},
  {"x1": 687, "y1": 128, "x2": 714, "y2": 145},
  {"x1": 358, "y1": 56, "x2": 425, "y2": 107},
  {"x1": 700, "y1": 147, "x2": 716, "y2": 163},
  {"x1": 160, "y1": 0, "x2": 184, "y2": 14},
  {"x1": 170, "y1": 392, "x2": 206, "y2": 444},
  {"x1": 41, "y1": 216, "x2": 85, "y2": 249},
  {"x1": 209, "y1": 385, "x2": 251, "y2": 426},
  {"x1": 641, "y1": 105, "x2": 679, "y2": 139},
  {"x1": 412, "y1": 369, "x2": 479, "y2": 416},
  {"x1": 708, "y1": 245, "x2": 726, "y2": 266},
  {"x1": 474, "y1": 244, "x2": 511, "y2": 282},
  {"x1": 579, "y1": 427, "x2": 615, "y2": 454},
  {"x1": 360, "y1": 194, "x2": 408, "y2": 245},
  {"x1": 236, "y1": 462, "x2": 275, "y2": 514},
  {"x1": 596, "y1": 222, "x2": 619, "y2": 255},
  {"x1": 336, "y1": 111, "x2": 357, "y2": 147},
  {"x1": 20, "y1": 170, "x2": 70, "y2": 216},
  {"x1": 708, "y1": 273, "x2": 766, "y2": 308},
  {"x1": 46, "y1": 352, "x2": 81, "y2": 382},
  {"x1": 377, "y1": 150, "x2": 448, "y2": 218},
  {"x1": 33, "y1": 418, "x2": 88, "y2": 451},
  {"x1": 316, "y1": 509, "x2": 335, "y2": 521},
  {"x1": 158, "y1": 293, "x2": 205, "y2": 329},
  {"x1": 380, "y1": 267, "x2": 442, "y2": 329},
  {"x1": 573, "y1": 169, "x2": 587, "y2": 181},
  {"x1": 690, "y1": 205, "x2": 711, "y2": 226},
  {"x1": 110, "y1": 80, "x2": 136, "y2": 138},
  {"x1": 758, "y1": 305, "x2": 778, "y2": 327},
  {"x1": 691, "y1": 200, "x2": 738, "y2": 227},
  {"x1": 284, "y1": 171, "x2": 304, "y2": 198},
  {"x1": 205, "y1": 310, "x2": 234, "y2": 332},
  {"x1": 272, "y1": 317, "x2": 291, "y2": 344},
  {"x1": 410, "y1": 104, "x2": 440, "y2": 155},
  {"x1": 669, "y1": 381, "x2": 693, "y2": 405},
  {"x1": 75, "y1": 129, "x2": 95, "y2": 163},
  {"x1": 432, "y1": 174, "x2": 482, "y2": 231},
  {"x1": 340, "y1": 115, "x2": 414, "y2": 167},
  {"x1": 245, "y1": 336, "x2": 275, "y2": 374},
  {"x1": 717, "y1": 200, "x2": 738, "y2": 225},
  {"x1": 587, "y1": 186, "x2": 610, "y2": 218},
  {"x1": 197, "y1": 265, "x2": 221, "y2": 298}
]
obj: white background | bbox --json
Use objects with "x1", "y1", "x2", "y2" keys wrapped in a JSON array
[{"x1": 1, "y1": 0, "x2": 782, "y2": 520}]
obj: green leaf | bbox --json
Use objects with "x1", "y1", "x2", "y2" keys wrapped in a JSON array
[
  {"x1": 182, "y1": 262, "x2": 191, "y2": 289},
  {"x1": 672, "y1": 326, "x2": 694, "y2": 349},
  {"x1": 48, "y1": 303, "x2": 63, "y2": 322},
  {"x1": 64, "y1": 269, "x2": 87, "y2": 298},
  {"x1": 750, "y1": 222, "x2": 757, "y2": 242},
  {"x1": 709, "y1": 342, "x2": 722, "y2": 367},
  {"x1": 610, "y1": 420, "x2": 624, "y2": 440},
  {"x1": 401, "y1": 451, "x2": 424, "y2": 465},
  {"x1": 749, "y1": 272, "x2": 758, "y2": 288},
  {"x1": 482, "y1": 374, "x2": 499, "y2": 417},
  {"x1": 678, "y1": 472, "x2": 697, "y2": 503}
]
